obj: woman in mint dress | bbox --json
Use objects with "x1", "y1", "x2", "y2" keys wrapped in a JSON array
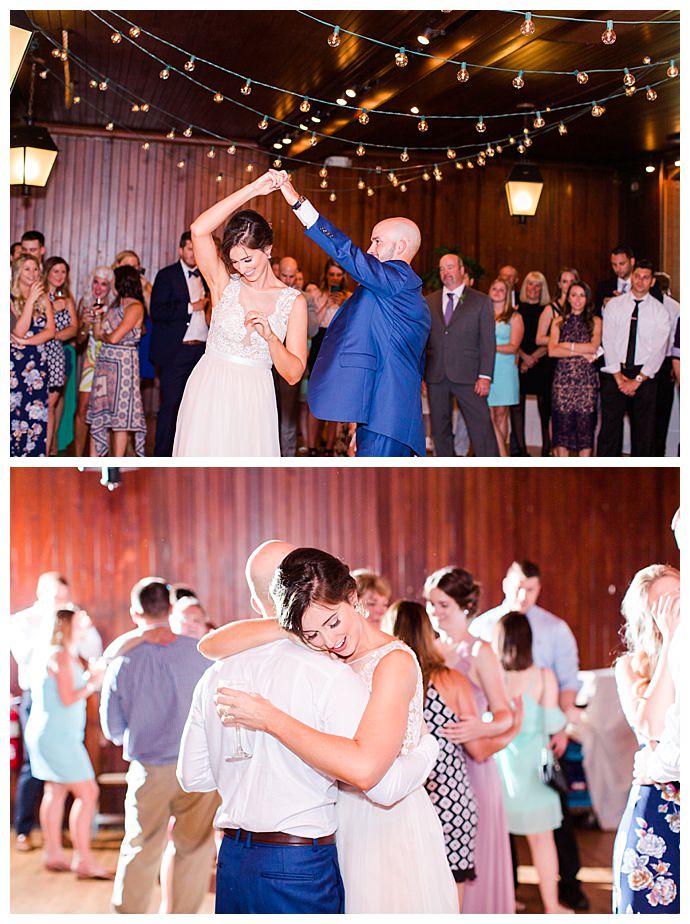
[
  {"x1": 24, "y1": 606, "x2": 112, "y2": 879},
  {"x1": 492, "y1": 612, "x2": 573, "y2": 914},
  {"x1": 486, "y1": 278, "x2": 524, "y2": 457}
]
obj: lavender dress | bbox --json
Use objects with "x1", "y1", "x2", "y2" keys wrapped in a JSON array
[{"x1": 455, "y1": 639, "x2": 515, "y2": 914}]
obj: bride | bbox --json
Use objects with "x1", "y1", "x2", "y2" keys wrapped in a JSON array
[
  {"x1": 200, "y1": 548, "x2": 458, "y2": 913},
  {"x1": 173, "y1": 171, "x2": 307, "y2": 456}
]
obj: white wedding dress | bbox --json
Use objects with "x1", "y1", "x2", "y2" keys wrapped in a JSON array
[
  {"x1": 173, "y1": 275, "x2": 300, "y2": 456},
  {"x1": 337, "y1": 640, "x2": 459, "y2": 913}
]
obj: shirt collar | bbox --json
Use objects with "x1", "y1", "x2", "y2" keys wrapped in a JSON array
[
  {"x1": 443, "y1": 283, "x2": 466, "y2": 300},
  {"x1": 180, "y1": 259, "x2": 198, "y2": 274}
]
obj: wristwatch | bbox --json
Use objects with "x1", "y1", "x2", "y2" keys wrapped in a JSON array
[
  {"x1": 635, "y1": 374, "x2": 644, "y2": 383},
  {"x1": 291, "y1": 194, "x2": 307, "y2": 211}
]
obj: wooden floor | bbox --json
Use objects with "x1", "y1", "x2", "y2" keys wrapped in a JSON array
[{"x1": 10, "y1": 827, "x2": 616, "y2": 914}]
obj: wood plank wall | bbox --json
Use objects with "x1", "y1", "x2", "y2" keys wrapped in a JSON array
[{"x1": 10, "y1": 129, "x2": 627, "y2": 299}]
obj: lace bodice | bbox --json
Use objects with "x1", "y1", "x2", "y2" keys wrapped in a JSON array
[
  {"x1": 206, "y1": 275, "x2": 300, "y2": 367},
  {"x1": 349, "y1": 640, "x2": 423, "y2": 755}
]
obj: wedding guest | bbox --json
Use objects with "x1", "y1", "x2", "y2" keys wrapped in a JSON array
[
  {"x1": 536, "y1": 267, "x2": 580, "y2": 399},
  {"x1": 24, "y1": 605, "x2": 112, "y2": 879},
  {"x1": 548, "y1": 281, "x2": 601, "y2": 457},
  {"x1": 11, "y1": 241, "x2": 23, "y2": 264},
  {"x1": 492, "y1": 612, "x2": 573, "y2": 915},
  {"x1": 169, "y1": 596, "x2": 210, "y2": 637},
  {"x1": 595, "y1": 245, "x2": 635, "y2": 314},
  {"x1": 671, "y1": 318, "x2": 679, "y2": 386},
  {"x1": 498, "y1": 264, "x2": 520, "y2": 307},
  {"x1": 113, "y1": 250, "x2": 155, "y2": 422},
  {"x1": 424, "y1": 566, "x2": 519, "y2": 914},
  {"x1": 86, "y1": 265, "x2": 146, "y2": 456},
  {"x1": 612, "y1": 564, "x2": 680, "y2": 914},
  {"x1": 487, "y1": 277, "x2": 523, "y2": 456},
  {"x1": 652, "y1": 286, "x2": 680, "y2": 457},
  {"x1": 598, "y1": 260, "x2": 674, "y2": 457},
  {"x1": 100, "y1": 577, "x2": 219, "y2": 914},
  {"x1": 74, "y1": 266, "x2": 114, "y2": 457},
  {"x1": 20, "y1": 230, "x2": 46, "y2": 266},
  {"x1": 10, "y1": 255, "x2": 54, "y2": 456},
  {"x1": 352, "y1": 569, "x2": 391, "y2": 628},
  {"x1": 42, "y1": 257, "x2": 78, "y2": 455},
  {"x1": 275, "y1": 256, "x2": 302, "y2": 456},
  {"x1": 512, "y1": 271, "x2": 552, "y2": 456},
  {"x1": 294, "y1": 268, "x2": 305, "y2": 291}
]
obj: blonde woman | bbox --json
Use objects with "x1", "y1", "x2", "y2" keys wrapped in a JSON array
[
  {"x1": 512, "y1": 271, "x2": 552, "y2": 455},
  {"x1": 10, "y1": 255, "x2": 55, "y2": 456},
  {"x1": 75, "y1": 266, "x2": 114, "y2": 456},
  {"x1": 612, "y1": 564, "x2": 680, "y2": 914},
  {"x1": 487, "y1": 278, "x2": 524, "y2": 456}
]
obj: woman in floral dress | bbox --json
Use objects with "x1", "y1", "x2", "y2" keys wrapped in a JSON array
[
  {"x1": 10, "y1": 255, "x2": 55, "y2": 456},
  {"x1": 612, "y1": 564, "x2": 680, "y2": 913}
]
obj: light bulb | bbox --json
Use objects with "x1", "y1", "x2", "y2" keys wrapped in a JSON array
[
  {"x1": 357, "y1": 179, "x2": 366, "y2": 189},
  {"x1": 216, "y1": 173, "x2": 224, "y2": 182},
  {"x1": 646, "y1": 86, "x2": 657, "y2": 101},
  {"x1": 476, "y1": 154, "x2": 485, "y2": 166},
  {"x1": 410, "y1": 105, "x2": 420, "y2": 114},
  {"x1": 273, "y1": 142, "x2": 283, "y2": 150},
  {"x1": 623, "y1": 68, "x2": 635, "y2": 87},
  {"x1": 129, "y1": 26, "x2": 141, "y2": 39},
  {"x1": 466, "y1": 160, "x2": 474, "y2": 169},
  {"x1": 358, "y1": 109, "x2": 369, "y2": 125},
  {"x1": 575, "y1": 70, "x2": 589, "y2": 85},
  {"x1": 141, "y1": 103, "x2": 150, "y2": 112},
  {"x1": 227, "y1": 144, "x2": 236, "y2": 155},
  {"x1": 422, "y1": 171, "x2": 430, "y2": 181},
  {"x1": 310, "y1": 133, "x2": 318, "y2": 147},
  {"x1": 367, "y1": 187, "x2": 375, "y2": 196},
  {"x1": 475, "y1": 117, "x2": 486, "y2": 133},
  {"x1": 273, "y1": 158, "x2": 282, "y2": 168},
  {"x1": 99, "y1": 80, "x2": 108, "y2": 91},
  {"x1": 39, "y1": 68, "x2": 48, "y2": 79},
  {"x1": 166, "y1": 129, "x2": 176, "y2": 140},
  {"x1": 533, "y1": 111, "x2": 545, "y2": 129},
  {"x1": 258, "y1": 116, "x2": 269, "y2": 130},
  {"x1": 520, "y1": 12, "x2": 535, "y2": 36},
  {"x1": 142, "y1": 141, "x2": 150, "y2": 151},
  {"x1": 400, "y1": 148, "x2": 409, "y2": 162},
  {"x1": 591, "y1": 102, "x2": 605, "y2": 117},
  {"x1": 418, "y1": 117, "x2": 428, "y2": 132},
  {"x1": 131, "y1": 103, "x2": 140, "y2": 112},
  {"x1": 329, "y1": 192, "x2": 337, "y2": 202},
  {"x1": 111, "y1": 32, "x2": 122, "y2": 44},
  {"x1": 160, "y1": 67, "x2": 170, "y2": 80},
  {"x1": 105, "y1": 121, "x2": 114, "y2": 132},
  {"x1": 241, "y1": 80, "x2": 252, "y2": 95},
  {"x1": 320, "y1": 179, "x2": 328, "y2": 188},
  {"x1": 327, "y1": 26, "x2": 341, "y2": 48},
  {"x1": 495, "y1": 144, "x2": 503, "y2": 153},
  {"x1": 400, "y1": 183, "x2": 407, "y2": 192},
  {"x1": 642, "y1": 56, "x2": 652, "y2": 65},
  {"x1": 356, "y1": 144, "x2": 366, "y2": 156},
  {"x1": 456, "y1": 62, "x2": 469, "y2": 83},
  {"x1": 213, "y1": 92, "x2": 223, "y2": 103},
  {"x1": 395, "y1": 47, "x2": 408, "y2": 67},
  {"x1": 523, "y1": 136, "x2": 532, "y2": 147},
  {"x1": 601, "y1": 20, "x2": 616, "y2": 45},
  {"x1": 486, "y1": 145, "x2": 495, "y2": 156},
  {"x1": 184, "y1": 57, "x2": 196, "y2": 72},
  {"x1": 517, "y1": 143, "x2": 525, "y2": 154},
  {"x1": 455, "y1": 161, "x2": 464, "y2": 170},
  {"x1": 387, "y1": 171, "x2": 396, "y2": 182},
  {"x1": 73, "y1": 96, "x2": 81, "y2": 104},
  {"x1": 447, "y1": 147, "x2": 456, "y2": 159},
  {"x1": 60, "y1": 50, "x2": 68, "y2": 62},
  {"x1": 300, "y1": 97, "x2": 310, "y2": 112},
  {"x1": 246, "y1": 163, "x2": 254, "y2": 173},
  {"x1": 667, "y1": 60, "x2": 679, "y2": 78},
  {"x1": 51, "y1": 47, "x2": 61, "y2": 58},
  {"x1": 89, "y1": 79, "x2": 98, "y2": 89},
  {"x1": 177, "y1": 160, "x2": 185, "y2": 168},
  {"x1": 513, "y1": 70, "x2": 525, "y2": 89},
  {"x1": 183, "y1": 125, "x2": 193, "y2": 137},
  {"x1": 625, "y1": 85, "x2": 637, "y2": 97},
  {"x1": 558, "y1": 121, "x2": 568, "y2": 135},
  {"x1": 345, "y1": 88, "x2": 357, "y2": 98},
  {"x1": 319, "y1": 167, "x2": 328, "y2": 178}
]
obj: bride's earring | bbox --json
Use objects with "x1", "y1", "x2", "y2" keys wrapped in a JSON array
[{"x1": 355, "y1": 600, "x2": 368, "y2": 618}]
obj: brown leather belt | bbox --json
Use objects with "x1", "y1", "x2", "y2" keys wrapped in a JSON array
[
  {"x1": 223, "y1": 827, "x2": 336, "y2": 846},
  {"x1": 182, "y1": 339, "x2": 205, "y2": 346}
]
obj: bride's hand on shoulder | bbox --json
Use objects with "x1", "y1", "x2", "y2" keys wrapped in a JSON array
[{"x1": 244, "y1": 310, "x2": 276, "y2": 342}]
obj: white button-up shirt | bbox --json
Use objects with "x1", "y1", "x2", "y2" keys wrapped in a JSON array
[
  {"x1": 181, "y1": 259, "x2": 209, "y2": 343},
  {"x1": 601, "y1": 291, "x2": 673, "y2": 378},
  {"x1": 178, "y1": 639, "x2": 438, "y2": 836}
]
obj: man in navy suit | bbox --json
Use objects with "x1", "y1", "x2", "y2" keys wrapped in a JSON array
[
  {"x1": 150, "y1": 232, "x2": 209, "y2": 456},
  {"x1": 276, "y1": 174, "x2": 430, "y2": 457}
]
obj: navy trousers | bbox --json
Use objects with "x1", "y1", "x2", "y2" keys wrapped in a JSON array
[
  {"x1": 154, "y1": 344, "x2": 205, "y2": 456},
  {"x1": 14, "y1": 692, "x2": 44, "y2": 836},
  {"x1": 215, "y1": 834, "x2": 344, "y2": 914},
  {"x1": 356, "y1": 426, "x2": 414, "y2": 457}
]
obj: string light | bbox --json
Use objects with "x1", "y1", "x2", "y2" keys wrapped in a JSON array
[
  {"x1": 184, "y1": 56, "x2": 196, "y2": 72},
  {"x1": 98, "y1": 79, "x2": 109, "y2": 91},
  {"x1": 575, "y1": 70, "x2": 589, "y2": 85},
  {"x1": 258, "y1": 115, "x2": 269, "y2": 130},
  {"x1": 512, "y1": 70, "x2": 525, "y2": 89},
  {"x1": 39, "y1": 68, "x2": 48, "y2": 79},
  {"x1": 358, "y1": 109, "x2": 369, "y2": 125},
  {"x1": 356, "y1": 144, "x2": 366, "y2": 156},
  {"x1": 533, "y1": 111, "x2": 545, "y2": 128},
  {"x1": 625, "y1": 85, "x2": 637, "y2": 97},
  {"x1": 88, "y1": 79, "x2": 98, "y2": 89},
  {"x1": 357, "y1": 178, "x2": 366, "y2": 189},
  {"x1": 241, "y1": 79, "x2": 252, "y2": 95},
  {"x1": 140, "y1": 103, "x2": 150, "y2": 112},
  {"x1": 310, "y1": 116, "x2": 321, "y2": 124},
  {"x1": 642, "y1": 55, "x2": 652, "y2": 65},
  {"x1": 246, "y1": 163, "x2": 254, "y2": 172},
  {"x1": 327, "y1": 25, "x2": 341, "y2": 47},
  {"x1": 216, "y1": 172, "x2": 224, "y2": 182},
  {"x1": 273, "y1": 158, "x2": 282, "y2": 168},
  {"x1": 520, "y1": 12, "x2": 535, "y2": 36},
  {"x1": 466, "y1": 160, "x2": 474, "y2": 169},
  {"x1": 105, "y1": 121, "x2": 114, "y2": 131},
  {"x1": 486, "y1": 145, "x2": 495, "y2": 156},
  {"x1": 400, "y1": 148, "x2": 409, "y2": 162},
  {"x1": 422, "y1": 170, "x2": 431, "y2": 181},
  {"x1": 601, "y1": 20, "x2": 616, "y2": 44},
  {"x1": 367, "y1": 187, "x2": 375, "y2": 196},
  {"x1": 166, "y1": 129, "x2": 176, "y2": 139},
  {"x1": 73, "y1": 95, "x2": 81, "y2": 104},
  {"x1": 129, "y1": 25, "x2": 141, "y2": 39},
  {"x1": 495, "y1": 144, "x2": 503, "y2": 153},
  {"x1": 142, "y1": 141, "x2": 150, "y2": 150},
  {"x1": 320, "y1": 179, "x2": 328, "y2": 188},
  {"x1": 591, "y1": 101, "x2": 606, "y2": 117},
  {"x1": 523, "y1": 135, "x2": 532, "y2": 147},
  {"x1": 395, "y1": 47, "x2": 408, "y2": 67},
  {"x1": 131, "y1": 103, "x2": 140, "y2": 112},
  {"x1": 299, "y1": 97, "x2": 311, "y2": 112},
  {"x1": 273, "y1": 142, "x2": 283, "y2": 149},
  {"x1": 345, "y1": 88, "x2": 357, "y2": 98},
  {"x1": 310, "y1": 133, "x2": 318, "y2": 146},
  {"x1": 558, "y1": 121, "x2": 568, "y2": 135},
  {"x1": 111, "y1": 31, "x2": 122, "y2": 44},
  {"x1": 213, "y1": 91, "x2": 224, "y2": 103},
  {"x1": 667, "y1": 60, "x2": 679, "y2": 78},
  {"x1": 646, "y1": 86, "x2": 657, "y2": 101},
  {"x1": 455, "y1": 161, "x2": 464, "y2": 170},
  {"x1": 177, "y1": 159, "x2": 185, "y2": 168},
  {"x1": 476, "y1": 116, "x2": 486, "y2": 133},
  {"x1": 329, "y1": 192, "x2": 337, "y2": 201},
  {"x1": 159, "y1": 66, "x2": 170, "y2": 80},
  {"x1": 418, "y1": 116, "x2": 428, "y2": 132},
  {"x1": 456, "y1": 62, "x2": 469, "y2": 83},
  {"x1": 51, "y1": 47, "x2": 61, "y2": 58},
  {"x1": 447, "y1": 147, "x2": 456, "y2": 159},
  {"x1": 183, "y1": 125, "x2": 193, "y2": 137},
  {"x1": 410, "y1": 106, "x2": 419, "y2": 115},
  {"x1": 319, "y1": 166, "x2": 328, "y2": 178},
  {"x1": 400, "y1": 183, "x2": 407, "y2": 192},
  {"x1": 227, "y1": 144, "x2": 236, "y2": 154},
  {"x1": 476, "y1": 154, "x2": 486, "y2": 166},
  {"x1": 623, "y1": 68, "x2": 635, "y2": 87},
  {"x1": 517, "y1": 142, "x2": 526, "y2": 153}
]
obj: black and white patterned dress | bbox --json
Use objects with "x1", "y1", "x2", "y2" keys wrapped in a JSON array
[
  {"x1": 424, "y1": 681, "x2": 479, "y2": 882},
  {"x1": 45, "y1": 302, "x2": 72, "y2": 390}
]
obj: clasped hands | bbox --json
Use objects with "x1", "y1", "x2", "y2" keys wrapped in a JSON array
[{"x1": 614, "y1": 372, "x2": 641, "y2": 396}]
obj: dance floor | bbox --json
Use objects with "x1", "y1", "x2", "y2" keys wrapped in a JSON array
[{"x1": 10, "y1": 828, "x2": 616, "y2": 914}]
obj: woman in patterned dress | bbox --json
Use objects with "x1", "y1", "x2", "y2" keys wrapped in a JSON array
[
  {"x1": 41, "y1": 257, "x2": 78, "y2": 455},
  {"x1": 173, "y1": 171, "x2": 308, "y2": 456},
  {"x1": 86, "y1": 265, "x2": 146, "y2": 456},
  {"x1": 75, "y1": 266, "x2": 114, "y2": 456},
  {"x1": 202, "y1": 548, "x2": 459, "y2": 913},
  {"x1": 10, "y1": 255, "x2": 55, "y2": 456},
  {"x1": 548, "y1": 281, "x2": 601, "y2": 457},
  {"x1": 612, "y1": 564, "x2": 680, "y2": 914}
]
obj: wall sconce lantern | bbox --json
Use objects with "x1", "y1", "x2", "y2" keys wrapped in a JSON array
[
  {"x1": 10, "y1": 125, "x2": 59, "y2": 196},
  {"x1": 505, "y1": 163, "x2": 544, "y2": 222}
]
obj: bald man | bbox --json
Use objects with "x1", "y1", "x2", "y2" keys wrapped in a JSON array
[
  {"x1": 275, "y1": 174, "x2": 430, "y2": 456},
  {"x1": 273, "y1": 257, "x2": 303, "y2": 456},
  {"x1": 180, "y1": 540, "x2": 440, "y2": 913}
]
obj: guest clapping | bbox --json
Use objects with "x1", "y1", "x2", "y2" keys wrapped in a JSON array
[{"x1": 487, "y1": 277, "x2": 524, "y2": 456}]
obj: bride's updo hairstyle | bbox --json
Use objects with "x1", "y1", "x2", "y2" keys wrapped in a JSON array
[
  {"x1": 221, "y1": 209, "x2": 273, "y2": 270},
  {"x1": 270, "y1": 548, "x2": 357, "y2": 641},
  {"x1": 423, "y1": 566, "x2": 481, "y2": 617}
]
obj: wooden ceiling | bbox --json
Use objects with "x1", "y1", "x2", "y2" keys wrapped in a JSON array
[{"x1": 13, "y1": 9, "x2": 680, "y2": 168}]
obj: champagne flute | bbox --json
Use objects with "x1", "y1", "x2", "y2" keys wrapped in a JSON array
[{"x1": 219, "y1": 679, "x2": 253, "y2": 762}]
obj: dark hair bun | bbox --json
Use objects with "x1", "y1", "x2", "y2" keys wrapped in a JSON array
[{"x1": 222, "y1": 209, "x2": 273, "y2": 268}]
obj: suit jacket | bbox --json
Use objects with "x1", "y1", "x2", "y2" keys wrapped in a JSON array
[
  {"x1": 595, "y1": 276, "x2": 663, "y2": 315},
  {"x1": 305, "y1": 214, "x2": 430, "y2": 456},
  {"x1": 149, "y1": 262, "x2": 208, "y2": 366},
  {"x1": 424, "y1": 286, "x2": 496, "y2": 385}
]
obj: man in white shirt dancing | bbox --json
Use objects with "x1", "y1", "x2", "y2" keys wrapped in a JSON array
[{"x1": 178, "y1": 540, "x2": 438, "y2": 914}]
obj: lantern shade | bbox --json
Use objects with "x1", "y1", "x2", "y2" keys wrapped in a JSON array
[
  {"x1": 10, "y1": 124, "x2": 58, "y2": 188},
  {"x1": 505, "y1": 163, "x2": 544, "y2": 217},
  {"x1": 10, "y1": 12, "x2": 34, "y2": 91}
]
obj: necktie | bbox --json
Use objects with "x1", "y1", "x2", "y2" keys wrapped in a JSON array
[
  {"x1": 625, "y1": 299, "x2": 642, "y2": 370},
  {"x1": 188, "y1": 268, "x2": 201, "y2": 278},
  {"x1": 444, "y1": 292, "x2": 455, "y2": 326}
]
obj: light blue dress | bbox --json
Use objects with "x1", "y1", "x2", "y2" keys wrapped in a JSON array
[
  {"x1": 493, "y1": 672, "x2": 565, "y2": 835},
  {"x1": 488, "y1": 320, "x2": 519, "y2": 407},
  {"x1": 24, "y1": 646, "x2": 95, "y2": 782}
]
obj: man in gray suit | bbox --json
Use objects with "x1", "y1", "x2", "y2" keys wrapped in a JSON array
[{"x1": 424, "y1": 253, "x2": 499, "y2": 456}]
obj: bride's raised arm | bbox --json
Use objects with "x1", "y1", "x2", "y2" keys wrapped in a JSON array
[
  {"x1": 198, "y1": 617, "x2": 286, "y2": 660},
  {"x1": 190, "y1": 171, "x2": 283, "y2": 301},
  {"x1": 217, "y1": 647, "x2": 418, "y2": 791}
]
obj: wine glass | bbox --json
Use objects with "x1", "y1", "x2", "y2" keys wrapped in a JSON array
[{"x1": 219, "y1": 679, "x2": 253, "y2": 762}]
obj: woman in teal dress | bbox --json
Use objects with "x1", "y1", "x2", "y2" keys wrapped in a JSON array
[
  {"x1": 487, "y1": 278, "x2": 524, "y2": 457},
  {"x1": 24, "y1": 606, "x2": 112, "y2": 879},
  {"x1": 492, "y1": 612, "x2": 573, "y2": 914}
]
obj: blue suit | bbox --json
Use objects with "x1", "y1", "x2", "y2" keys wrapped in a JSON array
[{"x1": 305, "y1": 214, "x2": 430, "y2": 457}]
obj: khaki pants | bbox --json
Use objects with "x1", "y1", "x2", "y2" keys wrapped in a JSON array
[{"x1": 111, "y1": 761, "x2": 219, "y2": 914}]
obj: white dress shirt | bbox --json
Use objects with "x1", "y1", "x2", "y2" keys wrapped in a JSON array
[
  {"x1": 178, "y1": 639, "x2": 438, "y2": 836},
  {"x1": 634, "y1": 633, "x2": 680, "y2": 783},
  {"x1": 660, "y1": 294, "x2": 680, "y2": 357},
  {"x1": 292, "y1": 199, "x2": 320, "y2": 230},
  {"x1": 181, "y1": 259, "x2": 209, "y2": 343},
  {"x1": 601, "y1": 291, "x2": 673, "y2": 378}
]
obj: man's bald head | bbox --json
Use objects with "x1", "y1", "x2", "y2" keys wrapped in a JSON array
[
  {"x1": 278, "y1": 256, "x2": 298, "y2": 286},
  {"x1": 367, "y1": 218, "x2": 421, "y2": 265},
  {"x1": 245, "y1": 540, "x2": 296, "y2": 617},
  {"x1": 498, "y1": 264, "x2": 519, "y2": 288}
]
